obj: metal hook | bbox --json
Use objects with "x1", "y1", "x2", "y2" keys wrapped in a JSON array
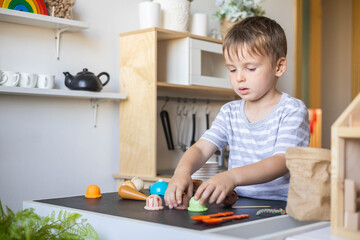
[{"x1": 161, "y1": 97, "x2": 169, "y2": 111}]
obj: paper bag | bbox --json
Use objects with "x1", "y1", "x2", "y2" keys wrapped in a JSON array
[{"x1": 285, "y1": 147, "x2": 331, "y2": 221}]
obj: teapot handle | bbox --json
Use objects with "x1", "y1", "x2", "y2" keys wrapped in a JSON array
[{"x1": 97, "y1": 72, "x2": 110, "y2": 86}]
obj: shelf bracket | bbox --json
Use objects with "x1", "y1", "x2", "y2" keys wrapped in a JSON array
[
  {"x1": 91, "y1": 99, "x2": 106, "y2": 128},
  {"x1": 55, "y1": 28, "x2": 69, "y2": 60}
]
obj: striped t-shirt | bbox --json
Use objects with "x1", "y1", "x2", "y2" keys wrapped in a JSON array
[{"x1": 200, "y1": 92, "x2": 310, "y2": 201}]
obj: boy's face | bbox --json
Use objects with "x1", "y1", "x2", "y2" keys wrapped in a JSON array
[{"x1": 224, "y1": 46, "x2": 286, "y2": 102}]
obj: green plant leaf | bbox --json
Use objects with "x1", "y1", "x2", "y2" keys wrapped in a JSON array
[{"x1": 0, "y1": 200, "x2": 99, "y2": 240}]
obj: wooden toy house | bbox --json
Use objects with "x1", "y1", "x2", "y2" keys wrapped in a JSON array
[{"x1": 331, "y1": 93, "x2": 360, "y2": 239}]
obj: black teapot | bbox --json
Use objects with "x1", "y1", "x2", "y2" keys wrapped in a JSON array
[{"x1": 63, "y1": 68, "x2": 110, "y2": 92}]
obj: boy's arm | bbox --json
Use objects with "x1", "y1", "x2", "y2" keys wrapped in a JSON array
[
  {"x1": 195, "y1": 154, "x2": 288, "y2": 205},
  {"x1": 230, "y1": 153, "x2": 288, "y2": 186},
  {"x1": 164, "y1": 139, "x2": 218, "y2": 209}
]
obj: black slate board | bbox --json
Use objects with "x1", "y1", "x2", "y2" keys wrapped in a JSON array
[{"x1": 36, "y1": 191, "x2": 286, "y2": 231}]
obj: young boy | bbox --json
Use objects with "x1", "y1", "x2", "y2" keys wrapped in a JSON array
[{"x1": 164, "y1": 16, "x2": 310, "y2": 208}]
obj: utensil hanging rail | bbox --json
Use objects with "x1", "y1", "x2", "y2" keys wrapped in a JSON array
[{"x1": 157, "y1": 96, "x2": 227, "y2": 103}]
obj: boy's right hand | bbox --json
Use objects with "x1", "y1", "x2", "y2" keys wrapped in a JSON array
[{"x1": 164, "y1": 174, "x2": 193, "y2": 209}]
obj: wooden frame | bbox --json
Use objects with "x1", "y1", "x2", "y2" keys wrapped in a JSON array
[
  {"x1": 294, "y1": 0, "x2": 303, "y2": 100},
  {"x1": 352, "y1": 0, "x2": 360, "y2": 99},
  {"x1": 294, "y1": 0, "x2": 322, "y2": 108},
  {"x1": 308, "y1": 108, "x2": 322, "y2": 148},
  {"x1": 331, "y1": 93, "x2": 360, "y2": 239}
]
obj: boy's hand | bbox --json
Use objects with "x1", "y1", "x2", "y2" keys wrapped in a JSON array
[
  {"x1": 193, "y1": 171, "x2": 236, "y2": 205},
  {"x1": 164, "y1": 174, "x2": 193, "y2": 209}
]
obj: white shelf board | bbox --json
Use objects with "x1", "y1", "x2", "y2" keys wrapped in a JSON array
[
  {"x1": 0, "y1": 86, "x2": 126, "y2": 100},
  {"x1": 0, "y1": 8, "x2": 89, "y2": 30}
]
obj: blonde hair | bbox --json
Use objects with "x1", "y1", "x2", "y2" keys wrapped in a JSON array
[{"x1": 223, "y1": 16, "x2": 287, "y2": 66}]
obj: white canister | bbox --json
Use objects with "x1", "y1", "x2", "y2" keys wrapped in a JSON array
[
  {"x1": 139, "y1": 1, "x2": 161, "y2": 29},
  {"x1": 37, "y1": 74, "x2": 55, "y2": 89},
  {"x1": 190, "y1": 13, "x2": 208, "y2": 37},
  {"x1": 154, "y1": 0, "x2": 190, "y2": 32},
  {"x1": 19, "y1": 72, "x2": 37, "y2": 88},
  {"x1": 1, "y1": 71, "x2": 20, "y2": 87}
]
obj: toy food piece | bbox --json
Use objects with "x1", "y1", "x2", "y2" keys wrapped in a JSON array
[
  {"x1": 188, "y1": 197, "x2": 208, "y2": 212},
  {"x1": 118, "y1": 185, "x2": 147, "y2": 201},
  {"x1": 191, "y1": 212, "x2": 234, "y2": 222},
  {"x1": 192, "y1": 179, "x2": 202, "y2": 191},
  {"x1": 144, "y1": 194, "x2": 164, "y2": 210},
  {"x1": 223, "y1": 190, "x2": 238, "y2": 207},
  {"x1": 256, "y1": 208, "x2": 286, "y2": 215},
  {"x1": 122, "y1": 180, "x2": 136, "y2": 189},
  {"x1": 149, "y1": 179, "x2": 168, "y2": 196},
  {"x1": 202, "y1": 214, "x2": 249, "y2": 225},
  {"x1": 85, "y1": 184, "x2": 102, "y2": 198},
  {"x1": 131, "y1": 176, "x2": 144, "y2": 191},
  {"x1": 174, "y1": 194, "x2": 190, "y2": 210}
]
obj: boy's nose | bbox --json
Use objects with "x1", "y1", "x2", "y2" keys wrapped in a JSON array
[{"x1": 236, "y1": 71, "x2": 245, "y2": 82}]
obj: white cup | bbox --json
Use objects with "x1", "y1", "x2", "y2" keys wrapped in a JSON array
[
  {"x1": 139, "y1": 2, "x2": 161, "y2": 29},
  {"x1": 37, "y1": 74, "x2": 55, "y2": 89},
  {"x1": 190, "y1": 13, "x2": 208, "y2": 37},
  {"x1": 19, "y1": 72, "x2": 37, "y2": 88},
  {"x1": 0, "y1": 71, "x2": 20, "y2": 87}
]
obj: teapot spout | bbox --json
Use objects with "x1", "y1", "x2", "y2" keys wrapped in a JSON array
[{"x1": 63, "y1": 72, "x2": 73, "y2": 88}]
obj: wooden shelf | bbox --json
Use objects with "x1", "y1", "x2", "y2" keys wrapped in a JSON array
[
  {"x1": 337, "y1": 127, "x2": 360, "y2": 138},
  {"x1": 0, "y1": 8, "x2": 88, "y2": 30},
  {"x1": 0, "y1": 86, "x2": 126, "y2": 100},
  {"x1": 157, "y1": 82, "x2": 237, "y2": 99},
  {"x1": 120, "y1": 27, "x2": 222, "y2": 44},
  {"x1": 113, "y1": 174, "x2": 171, "y2": 183},
  {"x1": 0, "y1": 8, "x2": 89, "y2": 59}
]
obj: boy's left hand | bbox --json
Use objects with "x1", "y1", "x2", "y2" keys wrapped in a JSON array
[{"x1": 193, "y1": 171, "x2": 236, "y2": 205}]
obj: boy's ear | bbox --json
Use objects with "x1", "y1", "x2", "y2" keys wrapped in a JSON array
[{"x1": 275, "y1": 57, "x2": 287, "y2": 77}]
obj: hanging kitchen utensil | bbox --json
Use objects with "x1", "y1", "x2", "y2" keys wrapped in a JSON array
[
  {"x1": 181, "y1": 99, "x2": 188, "y2": 152},
  {"x1": 160, "y1": 98, "x2": 175, "y2": 150},
  {"x1": 175, "y1": 99, "x2": 183, "y2": 150},
  {"x1": 190, "y1": 102, "x2": 196, "y2": 146},
  {"x1": 205, "y1": 100, "x2": 210, "y2": 129}
]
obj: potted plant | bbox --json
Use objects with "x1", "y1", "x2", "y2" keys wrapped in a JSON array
[
  {"x1": 214, "y1": 0, "x2": 265, "y2": 39},
  {"x1": 0, "y1": 200, "x2": 99, "y2": 239}
]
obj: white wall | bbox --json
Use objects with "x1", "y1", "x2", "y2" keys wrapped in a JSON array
[{"x1": 0, "y1": 0, "x2": 294, "y2": 212}]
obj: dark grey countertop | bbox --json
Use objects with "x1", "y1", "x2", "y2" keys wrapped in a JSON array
[{"x1": 36, "y1": 191, "x2": 287, "y2": 231}]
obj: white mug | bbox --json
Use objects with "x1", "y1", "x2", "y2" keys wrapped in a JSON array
[
  {"x1": 139, "y1": 2, "x2": 161, "y2": 29},
  {"x1": 1, "y1": 71, "x2": 20, "y2": 87},
  {"x1": 19, "y1": 72, "x2": 37, "y2": 88},
  {"x1": 190, "y1": 13, "x2": 208, "y2": 37},
  {"x1": 37, "y1": 74, "x2": 54, "y2": 89}
]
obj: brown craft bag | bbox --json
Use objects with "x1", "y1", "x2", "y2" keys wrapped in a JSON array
[{"x1": 285, "y1": 147, "x2": 331, "y2": 221}]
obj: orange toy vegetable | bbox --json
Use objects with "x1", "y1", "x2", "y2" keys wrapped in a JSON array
[
  {"x1": 191, "y1": 212, "x2": 234, "y2": 222},
  {"x1": 202, "y1": 214, "x2": 249, "y2": 225}
]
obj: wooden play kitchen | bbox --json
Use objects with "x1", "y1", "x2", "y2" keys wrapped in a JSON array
[
  {"x1": 114, "y1": 28, "x2": 238, "y2": 187},
  {"x1": 331, "y1": 93, "x2": 360, "y2": 239}
]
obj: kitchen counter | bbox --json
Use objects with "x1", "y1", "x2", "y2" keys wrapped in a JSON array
[{"x1": 23, "y1": 191, "x2": 330, "y2": 240}]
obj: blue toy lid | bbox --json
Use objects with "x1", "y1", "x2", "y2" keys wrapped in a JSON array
[{"x1": 150, "y1": 179, "x2": 168, "y2": 196}]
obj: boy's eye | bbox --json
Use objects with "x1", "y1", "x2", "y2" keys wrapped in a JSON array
[
  {"x1": 228, "y1": 68, "x2": 236, "y2": 73},
  {"x1": 247, "y1": 67, "x2": 256, "y2": 71}
]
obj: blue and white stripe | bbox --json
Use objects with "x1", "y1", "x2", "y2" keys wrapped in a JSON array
[{"x1": 200, "y1": 92, "x2": 310, "y2": 201}]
